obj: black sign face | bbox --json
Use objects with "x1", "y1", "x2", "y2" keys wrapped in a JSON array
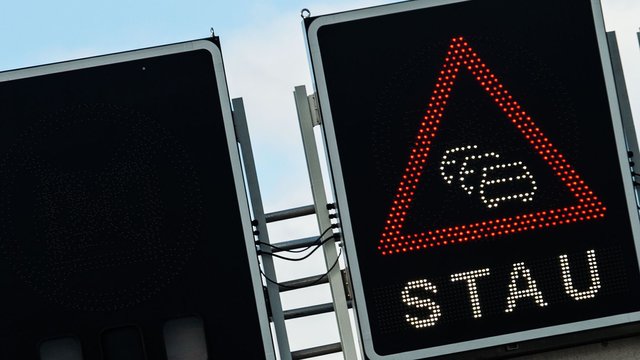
[
  {"x1": 305, "y1": 0, "x2": 640, "y2": 358},
  {"x1": 0, "y1": 40, "x2": 273, "y2": 359}
]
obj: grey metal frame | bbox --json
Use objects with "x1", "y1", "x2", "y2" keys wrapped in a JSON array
[
  {"x1": 232, "y1": 98, "x2": 287, "y2": 360},
  {"x1": 294, "y1": 85, "x2": 359, "y2": 360}
]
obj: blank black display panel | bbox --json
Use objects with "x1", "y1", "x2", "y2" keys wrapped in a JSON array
[{"x1": 0, "y1": 39, "x2": 270, "y2": 359}]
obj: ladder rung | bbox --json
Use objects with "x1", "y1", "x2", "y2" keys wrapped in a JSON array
[
  {"x1": 277, "y1": 269, "x2": 350, "y2": 292},
  {"x1": 264, "y1": 204, "x2": 316, "y2": 223},
  {"x1": 257, "y1": 236, "x2": 320, "y2": 254},
  {"x1": 278, "y1": 272, "x2": 330, "y2": 291},
  {"x1": 291, "y1": 342, "x2": 342, "y2": 359},
  {"x1": 284, "y1": 303, "x2": 334, "y2": 320},
  {"x1": 283, "y1": 300, "x2": 353, "y2": 320}
]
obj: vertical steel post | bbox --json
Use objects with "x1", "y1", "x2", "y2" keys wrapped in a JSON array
[
  {"x1": 607, "y1": 31, "x2": 640, "y2": 211},
  {"x1": 232, "y1": 97, "x2": 290, "y2": 360},
  {"x1": 607, "y1": 32, "x2": 639, "y2": 160},
  {"x1": 293, "y1": 85, "x2": 358, "y2": 359}
]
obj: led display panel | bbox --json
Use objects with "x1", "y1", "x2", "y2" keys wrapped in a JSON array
[
  {"x1": 304, "y1": 0, "x2": 640, "y2": 358},
  {"x1": 0, "y1": 39, "x2": 274, "y2": 359}
]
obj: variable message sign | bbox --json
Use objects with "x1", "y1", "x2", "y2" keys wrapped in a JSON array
[{"x1": 304, "y1": 0, "x2": 640, "y2": 358}]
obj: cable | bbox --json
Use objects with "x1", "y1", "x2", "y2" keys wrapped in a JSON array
[
  {"x1": 260, "y1": 246, "x2": 344, "y2": 290},
  {"x1": 262, "y1": 233, "x2": 338, "y2": 262},
  {"x1": 255, "y1": 225, "x2": 344, "y2": 289},
  {"x1": 256, "y1": 226, "x2": 335, "y2": 254}
]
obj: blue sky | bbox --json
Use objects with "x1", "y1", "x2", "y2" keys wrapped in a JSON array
[
  {"x1": 0, "y1": 0, "x2": 369, "y2": 70},
  {"x1": 1, "y1": 1, "x2": 639, "y2": 358}
]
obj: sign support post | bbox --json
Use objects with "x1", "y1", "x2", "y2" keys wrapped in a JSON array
[{"x1": 294, "y1": 85, "x2": 359, "y2": 359}]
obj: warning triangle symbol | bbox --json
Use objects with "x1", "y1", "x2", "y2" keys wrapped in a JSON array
[{"x1": 378, "y1": 36, "x2": 607, "y2": 256}]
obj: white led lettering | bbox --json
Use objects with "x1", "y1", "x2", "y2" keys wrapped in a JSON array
[
  {"x1": 504, "y1": 262, "x2": 548, "y2": 313},
  {"x1": 401, "y1": 279, "x2": 442, "y2": 328},
  {"x1": 450, "y1": 268, "x2": 490, "y2": 318},
  {"x1": 396, "y1": 249, "x2": 605, "y2": 327},
  {"x1": 559, "y1": 249, "x2": 601, "y2": 300}
]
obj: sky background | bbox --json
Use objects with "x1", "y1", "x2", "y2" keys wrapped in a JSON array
[{"x1": 0, "y1": 1, "x2": 638, "y2": 359}]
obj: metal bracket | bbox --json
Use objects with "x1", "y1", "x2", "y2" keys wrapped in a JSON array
[{"x1": 308, "y1": 93, "x2": 322, "y2": 126}]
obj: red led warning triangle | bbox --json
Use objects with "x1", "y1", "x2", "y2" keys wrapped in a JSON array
[{"x1": 378, "y1": 36, "x2": 607, "y2": 256}]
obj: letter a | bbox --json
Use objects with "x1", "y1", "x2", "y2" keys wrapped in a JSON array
[{"x1": 505, "y1": 262, "x2": 548, "y2": 313}]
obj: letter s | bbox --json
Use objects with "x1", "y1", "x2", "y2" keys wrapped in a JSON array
[{"x1": 401, "y1": 279, "x2": 442, "y2": 328}]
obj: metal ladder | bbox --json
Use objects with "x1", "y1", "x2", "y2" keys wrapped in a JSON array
[{"x1": 231, "y1": 85, "x2": 358, "y2": 360}]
